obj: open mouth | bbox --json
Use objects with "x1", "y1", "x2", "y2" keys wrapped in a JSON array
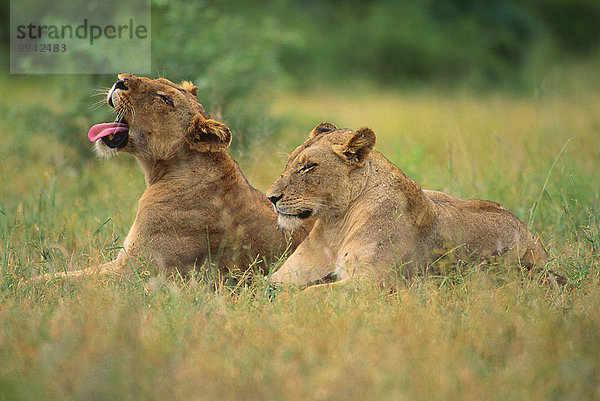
[
  {"x1": 281, "y1": 210, "x2": 312, "y2": 220},
  {"x1": 87, "y1": 115, "x2": 129, "y2": 149}
]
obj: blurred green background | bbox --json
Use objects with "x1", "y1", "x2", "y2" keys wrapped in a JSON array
[{"x1": 2, "y1": 0, "x2": 600, "y2": 148}]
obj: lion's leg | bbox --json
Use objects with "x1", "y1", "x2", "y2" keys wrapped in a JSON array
[
  {"x1": 33, "y1": 250, "x2": 129, "y2": 282},
  {"x1": 270, "y1": 241, "x2": 334, "y2": 286},
  {"x1": 300, "y1": 278, "x2": 352, "y2": 294},
  {"x1": 298, "y1": 254, "x2": 383, "y2": 293},
  {"x1": 270, "y1": 259, "x2": 332, "y2": 286}
]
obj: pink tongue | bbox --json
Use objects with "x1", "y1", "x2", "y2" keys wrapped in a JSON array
[{"x1": 88, "y1": 122, "x2": 129, "y2": 142}]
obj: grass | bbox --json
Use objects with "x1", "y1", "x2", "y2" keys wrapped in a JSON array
[{"x1": 1, "y1": 63, "x2": 599, "y2": 400}]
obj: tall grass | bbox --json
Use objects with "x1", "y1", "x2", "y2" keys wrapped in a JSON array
[{"x1": 1, "y1": 64, "x2": 599, "y2": 400}]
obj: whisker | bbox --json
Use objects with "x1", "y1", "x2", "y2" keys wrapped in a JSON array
[
  {"x1": 91, "y1": 98, "x2": 106, "y2": 105},
  {"x1": 113, "y1": 110, "x2": 124, "y2": 123},
  {"x1": 89, "y1": 99, "x2": 107, "y2": 110}
]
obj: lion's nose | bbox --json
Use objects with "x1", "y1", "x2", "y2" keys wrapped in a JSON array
[
  {"x1": 114, "y1": 79, "x2": 128, "y2": 91},
  {"x1": 108, "y1": 79, "x2": 129, "y2": 107},
  {"x1": 268, "y1": 193, "x2": 283, "y2": 206}
]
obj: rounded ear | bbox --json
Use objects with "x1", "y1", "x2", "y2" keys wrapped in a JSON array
[
  {"x1": 180, "y1": 80, "x2": 199, "y2": 96},
  {"x1": 309, "y1": 122, "x2": 338, "y2": 138},
  {"x1": 333, "y1": 127, "x2": 376, "y2": 166},
  {"x1": 186, "y1": 114, "x2": 232, "y2": 152}
]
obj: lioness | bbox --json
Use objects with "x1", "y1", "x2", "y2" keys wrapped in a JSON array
[
  {"x1": 266, "y1": 122, "x2": 548, "y2": 288},
  {"x1": 44, "y1": 74, "x2": 310, "y2": 279}
]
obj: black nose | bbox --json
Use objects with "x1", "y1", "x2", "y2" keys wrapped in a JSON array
[
  {"x1": 108, "y1": 79, "x2": 128, "y2": 107},
  {"x1": 268, "y1": 194, "x2": 283, "y2": 206},
  {"x1": 114, "y1": 79, "x2": 128, "y2": 91}
]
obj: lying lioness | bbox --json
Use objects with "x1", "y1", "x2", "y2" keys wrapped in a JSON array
[
  {"x1": 266, "y1": 122, "x2": 548, "y2": 288},
  {"x1": 43, "y1": 74, "x2": 310, "y2": 279}
]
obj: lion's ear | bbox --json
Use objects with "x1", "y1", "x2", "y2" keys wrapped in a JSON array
[
  {"x1": 309, "y1": 122, "x2": 337, "y2": 138},
  {"x1": 180, "y1": 80, "x2": 199, "y2": 96},
  {"x1": 334, "y1": 127, "x2": 376, "y2": 166},
  {"x1": 186, "y1": 114, "x2": 232, "y2": 152}
]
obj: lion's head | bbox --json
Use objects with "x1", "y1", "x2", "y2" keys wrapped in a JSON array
[
  {"x1": 89, "y1": 74, "x2": 231, "y2": 160},
  {"x1": 267, "y1": 122, "x2": 376, "y2": 230}
]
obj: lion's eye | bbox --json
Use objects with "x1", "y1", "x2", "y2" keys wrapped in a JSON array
[
  {"x1": 155, "y1": 93, "x2": 174, "y2": 107},
  {"x1": 299, "y1": 162, "x2": 317, "y2": 174}
]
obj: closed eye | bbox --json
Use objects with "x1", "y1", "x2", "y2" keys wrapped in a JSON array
[
  {"x1": 155, "y1": 93, "x2": 174, "y2": 107},
  {"x1": 299, "y1": 162, "x2": 317, "y2": 173}
]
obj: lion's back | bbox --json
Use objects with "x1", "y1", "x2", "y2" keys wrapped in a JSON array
[{"x1": 428, "y1": 194, "x2": 543, "y2": 263}]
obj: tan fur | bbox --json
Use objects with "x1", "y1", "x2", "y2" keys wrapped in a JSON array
[
  {"x1": 266, "y1": 122, "x2": 548, "y2": 288},
  {"x1": 41, "y1": 74, "x2": 310, "y2": 280}
]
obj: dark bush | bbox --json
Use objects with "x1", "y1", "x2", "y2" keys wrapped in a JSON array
[
  {"x1": 150, "y1": 0, "x2": 286, "y2": 147},
  {"x1": 532, "y1": 0, "x2": 600, "y2": 54}
]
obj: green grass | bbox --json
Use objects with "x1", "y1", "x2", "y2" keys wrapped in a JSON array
[{"x1": 1, "y1": 64, "x2": 599, "y2": 400}]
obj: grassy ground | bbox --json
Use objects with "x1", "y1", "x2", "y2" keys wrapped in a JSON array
[{"x1": 1, "y1": 64, "x2": 599, "y2": 400}]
